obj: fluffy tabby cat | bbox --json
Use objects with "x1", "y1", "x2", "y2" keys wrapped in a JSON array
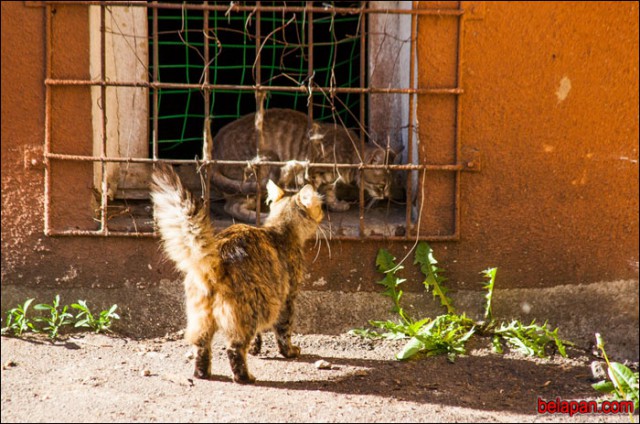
[
  {"x1": 212, "y1": 108, "x2": 395, "y2": 222},
  {"x1": 150, "y1": 163, "x2": 323, "y2": 383}
]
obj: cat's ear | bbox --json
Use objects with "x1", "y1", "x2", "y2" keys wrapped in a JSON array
[
  {"x1": 297, "y1": 185, "x2": 319, "y2": 209},
  {"x1": 308, "y1": 123, "x2": 325, "y2": 155},
  {"x1": 389, "y1": 144, "x2": 404, "y2": 163},
  {"x1": 266, "y1": 179, "x2": 285, "y2": 205},
  {"x1": 368, "y1": 148, "x2": 386, "y2": 164}
]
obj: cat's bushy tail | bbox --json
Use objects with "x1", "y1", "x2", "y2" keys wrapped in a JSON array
[{"x1": 150, "y1": 164, "x2": 215, "y2": 274}]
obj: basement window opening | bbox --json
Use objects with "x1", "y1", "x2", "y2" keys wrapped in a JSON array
[{"x1": 43, "y1": 1, "x2": 471, "y2": 241}]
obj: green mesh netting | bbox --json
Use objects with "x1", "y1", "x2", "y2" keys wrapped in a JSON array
[{"x1": 149, "y1": 1, "x2": 363, "y2": 159}]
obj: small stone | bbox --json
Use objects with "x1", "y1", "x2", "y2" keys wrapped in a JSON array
[
  {"x1": 161, "y1": 373, "x2": 195, "y2": 387},
  {"x1": 2, "y1": 360, "x2": 17, "y2": 369},
  {"x1": 590, "y1": 361, "x2": 606, "y2": 380},
  {"x1": 314, "y1": 359, "x2": 332, "y2": 370},
  {"x1": 140, "y1": 369, "x2": 152, "y2": 377}
]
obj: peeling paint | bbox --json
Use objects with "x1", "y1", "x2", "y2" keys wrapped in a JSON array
[
  {"x1": 556, "y1": 76, "x2": 572, "y2": 103},
  {"x1": 571, "y1": 169, "x2": 589, "y2": 186},
  {"x1": 312, "y1": 277, "x2": 328, "y2": 287},
  {"x1": 55, "y1": 265, "x2": 79, "y2": 282},
  {"x1": 619, "y1": 156, "x2": 639, "y2": 164}
]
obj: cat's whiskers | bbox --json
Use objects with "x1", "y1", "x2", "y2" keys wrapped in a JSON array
[{"x1": 313, "y1": 224, "x2": 331, "y2": 261}]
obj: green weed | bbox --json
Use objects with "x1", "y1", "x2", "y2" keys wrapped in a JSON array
[
  {"x1": 2, "y1": 297, "x2": 120, "y2": 339},
  {"x1": 351, "y1": 242, "x2": 571, "y2": 362},
  {"x1": 592, "y1": 333, "x2": 638, "y2": 420},
  {"x1": 415, "y1": 242, "x2": 455, "y2": 314},
  {"x1": 34, "y1": 295, "x2": 74, "y2": 340},
  {"x1": 71, "y1": 300, "x2": 120, "y2": 333},
  {"x1": 1, "y1": 298, "x2": 37, "y2": 336},
  {"x1": 491, "y1": 319, "x2": 567, "y2": 358}
]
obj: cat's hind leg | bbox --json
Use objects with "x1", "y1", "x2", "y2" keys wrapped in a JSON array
[
  {"x1": 218, "y1": 301, "x2": 257, "y2": 384},
  {"x1": 184, "y1": 275, "x2": 216, "y2": 379},
  {"x1": 226, "y1": 338, "x2": 256, "y2": 384},
  {"x1": 248, "y1": 333, "x2": 262, "y2": 356},
  {"x1": 274, "y1": 295, "x2": 301, "y2": 359}
]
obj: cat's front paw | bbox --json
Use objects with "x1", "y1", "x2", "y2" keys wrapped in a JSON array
[
  {"x1": 233, "y1": 372, "x2": 256, "y2": 384},
  {"x1": 279, "y1": 344, "x2": 301, "y2": 359},
  {"x1": 327, "y1": 200, "x2": 350, "y2": 212},
  {"x1": 193, "y1": 367, "x2": 211, "y2": 380}
]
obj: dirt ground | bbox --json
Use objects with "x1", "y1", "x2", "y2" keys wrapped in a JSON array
[{"x1": 1, "y1": 331, "x2": 636, "y2": 423}]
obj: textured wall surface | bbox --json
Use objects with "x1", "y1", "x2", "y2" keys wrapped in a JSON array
[
  {"x1": 415, "y1": 1, "x2": 639, "y2": 288},
  {"x1": 2, "y1": 3, "x2": 638, "y2": 349}
]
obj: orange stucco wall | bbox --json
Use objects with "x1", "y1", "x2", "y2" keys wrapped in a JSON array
[
  {"x1": 414, "y1": 1, "x2": 639, "y2": 287},
  {"x1": 2, "y1": 2, "x2": 638, "y2": 316}
]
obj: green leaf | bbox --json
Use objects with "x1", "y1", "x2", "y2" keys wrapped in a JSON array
[
  {"x1": 370, "y1": 320, "x2": 409, "y2": 335},
  {"x1": 34, "y1": 303, "x2": 52, "y2": 311},
  {"x1": 74, "y1": 319, "x2": 90, "y2": 328},
  {"x1": 481, "y1": 267, "x2": 497, "y2": 323},
  {"x1": 396, "y1": 336, "x2": 424, "y2": 360},
  {"x1": 374, "y1": 248, "x2": 412, "y2": 325},
  {"x1": 592, "y1": 380, "x2": 616, "y2": 393},
  {"x1": 595, "y1": 332, "x2": 605, "y2": 350},
  {"x1": 552, "y1": 328, "x2": 567, "y2": 357},
  {"x1": 405, "y1": 317, "x2": 431, "y2": 337},
  {"x1": 414, "y1": 242, "x2": 455, "y2": 314},
  {"x1": 608, "y1": 362, "x2": 639, "y2": 399},
  {"x1": 491, "y1": 335, "x2": 504, "y2": 354},
  {"x1": 376, "y1": 248, "x2": 401, "y2": 273},
  {"x1": 348, "y1": 328, "x2": 383, "y2": 339},
  {"x1": 22, "y1": 298, "x2": 35, "y2": 311}
]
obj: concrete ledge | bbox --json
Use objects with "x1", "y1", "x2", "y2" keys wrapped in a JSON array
[{"x1": 2, "y1": 279, "x2": 637, "y2": 360}]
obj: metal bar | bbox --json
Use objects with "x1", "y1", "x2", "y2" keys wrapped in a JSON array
[
  {"x1": 202, "y1": 1, "x2": 211, "y2": 210},
  {"x1": 44, "y1": 152, "x2": 470, "y2": 171},
  {"x1": 44, "y1": 78, "x2": 462, "y2": 95},
  {"x1": 44, "y1": 3, "x2": 53, "y2": 236},
  {"x1": 328, "y1": 234, "x2": 460, "y2": 242},
  {"x1": 307, "y1": 1, "x2": 314, "y2": 126},
  {"x1": 44, "y1": 229, "x2": 458, "y2": 241},
  {"x1": 152, "y1": 1, "x2": 159, "y2": 160},
  {"x1": 454, "y1": 1, "x2": 464, "y2": 240},
  {"x1": 47, "y1": 229, "x2": 157, "y2": 237},
  {"x1": 406, "y1": 2, "x2": 417, "y2": 236},
  {"x1": 45, "y1": 2, "x2": 465, "y2": 16},
  {"x1": 358, "y1": 1, "x2": 366, "y2": 238},
  {"x1": 254, "y1": 2, "x2": 262, "y2": 225},
  {"x1": 100, "y1": 5, "x2": 108, "y2": 235}
]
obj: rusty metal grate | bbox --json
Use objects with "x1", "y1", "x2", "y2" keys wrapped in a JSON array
[{"x1": 43, "y1": 1, "x2": 478, "y2": 240}]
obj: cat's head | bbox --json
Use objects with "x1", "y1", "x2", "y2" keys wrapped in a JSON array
[
  {"x1": 360, "y1": 145, "x2": 398, "y2": 201},
  {"x1": 264, "y1": 180, "x2": 324, "y2": 240}
]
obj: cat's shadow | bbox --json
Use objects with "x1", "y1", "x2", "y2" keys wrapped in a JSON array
[{"x1": 245, "y1": 350, "x2": 596, "y2": 415}]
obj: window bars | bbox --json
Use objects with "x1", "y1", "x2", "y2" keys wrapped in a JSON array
[{"x1": 43, "y1": 1, "x2": 479, "y2": 240}]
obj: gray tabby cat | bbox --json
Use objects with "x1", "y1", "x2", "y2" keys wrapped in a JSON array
[{"x1": 211, "y1": 108, "x2": 395, "y2": 222}]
